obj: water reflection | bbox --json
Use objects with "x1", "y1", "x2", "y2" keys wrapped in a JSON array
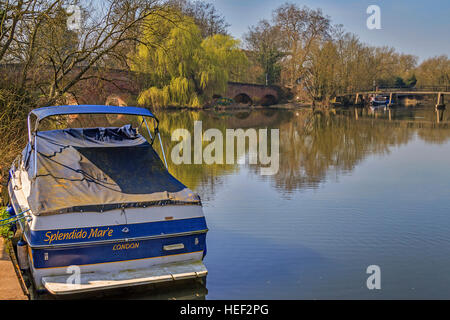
[
  {"x1": 105, "y1": 279, "x2": 208, "y2": 300},
  {"x1": 95, "y1": 105, "x2": 450, "y2": 299},
  {"x1": 437, "y1": 108, "x2": 445, "y2": 123},
  {"x1": 157, "y1": 105, "x2": 450, "y2": 196},
  {"x1": 40, "y1": 278, "x2": 208, "y2": 300}
]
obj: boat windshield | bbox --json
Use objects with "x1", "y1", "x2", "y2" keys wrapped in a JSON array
[{"x1": 38, "y1": 113, "x2": 157, "y2": 144}]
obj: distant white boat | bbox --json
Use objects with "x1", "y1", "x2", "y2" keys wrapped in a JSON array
[
  {"x1": 370, "y1": 95, "x2": 389, "y2": 109},
  {"x1": 7, "y1": 105, "x2": 208, "y2": 295}
]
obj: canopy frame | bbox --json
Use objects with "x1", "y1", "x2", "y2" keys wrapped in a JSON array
[{"x1": 28, "y1": 105, "x2": 157, "y2": 141}]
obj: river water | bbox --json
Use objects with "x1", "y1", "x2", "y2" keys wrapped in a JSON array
[{"x1": 122, "y1": 105, "x2": 450, "y2": 299}]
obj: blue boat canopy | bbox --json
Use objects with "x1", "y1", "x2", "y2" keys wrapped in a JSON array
[{"x1": 30, "y1": 105, "x2": 156, "y2": 122}]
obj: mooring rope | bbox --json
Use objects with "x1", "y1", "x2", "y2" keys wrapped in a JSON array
[{"x1": 0, "y1": 209, "x2": 31, "y2": 226}]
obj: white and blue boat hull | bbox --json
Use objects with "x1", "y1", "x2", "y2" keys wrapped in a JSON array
[
  {"x1": 9, "y1": 183, "x2": 208, "y2": 294},
  {"x1": 8, "y1": 105, "x2": 209, "y2": 295}
]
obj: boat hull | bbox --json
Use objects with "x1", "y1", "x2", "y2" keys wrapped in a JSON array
[
  {"x1": 29, "y1": 233, "x2": 206, "y2": 269},
  {"x1": 9, "y1": 179, "x2": 208, "y2": 294},
  {"x1": 24, "y1": 219, "x2": 207, "y2": 292},
  {"x1": 7, "y1": 107, "x2": 210, "y2": 295},
  {"x1": 370, "y1": 97, "x2": 388, "y2": 107},
  {"x1": 29, "y1": 232, "x2": 206, "y2": 269}
]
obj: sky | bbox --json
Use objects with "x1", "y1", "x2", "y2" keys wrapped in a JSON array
[{"x1": 210, "y1": 0, "x2": 450, "y2": 63}]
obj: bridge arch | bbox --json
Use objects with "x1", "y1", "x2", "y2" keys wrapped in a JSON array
[
  {"x1": 259, "y1": 94, "x2": 277, "y2": 106},
  {"x1": 226, "y1": 82, "x2": 279, "y2": 106},
  {"x1": 233, "y1": 93, "x2": 253, "y2": 105}
]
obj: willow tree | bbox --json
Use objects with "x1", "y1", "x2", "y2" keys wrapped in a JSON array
[{"x1": 132, "y1": 11, "x2": 247, "y2": 108}]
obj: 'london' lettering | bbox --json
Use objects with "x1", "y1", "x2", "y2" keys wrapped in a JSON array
[{"x1": 112, "y1": 242, "x2": 140, "y2": 251}]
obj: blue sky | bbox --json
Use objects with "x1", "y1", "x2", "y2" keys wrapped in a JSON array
[{"x1": 211, "y1": 0, "x2": 450, "y2": 62}]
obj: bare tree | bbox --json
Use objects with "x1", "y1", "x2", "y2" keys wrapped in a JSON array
[
  {"x1": 1, "y1": 0, "x2": 180, "y2": 106},
  {"x1": 244, "y1": 20, "x2": 283, "y2": 85},
  {"x1": 0, "y1": 0, "x2": 182, "y2": 192},
  {"x1": 169, "y1": 0, "x2": 229, "y2": 38},
  {"x1": 273, "y1": 3, "x2": 331, "y2": 88}
]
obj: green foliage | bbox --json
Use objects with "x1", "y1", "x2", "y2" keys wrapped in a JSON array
[
  {"x1": 0, "y1": 207, "x2": 14, "y2": 239},
  {"x1": 405, "y1": 74, "x2": 417, "y2": 87},
  {"x1": 131, "y1": 10, "x2": 248, "y2": 108},
  {"x1": 215, "y1": 97, "x2": 234, "y2": 106},
  {"x1": 394, "y1": 76, "x2": 406, "y2": 87}
]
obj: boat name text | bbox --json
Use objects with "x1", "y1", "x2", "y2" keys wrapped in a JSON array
[{"x1": 44, "y1": 227, "x2": 114, "y2": 244}]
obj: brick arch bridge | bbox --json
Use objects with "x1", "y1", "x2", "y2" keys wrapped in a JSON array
[
  {"x1": 86, "y1": 79, "x2": 280, "y2": 107},
  {"x1": 223, "y1": 82, "x2": 279, "y2": 106},
  {"x1": 1, "y1": 64, "x2": 280, "y2": 106},
  {"x1": 64, "y1": 71, "x2": 280, "y2": 106}
]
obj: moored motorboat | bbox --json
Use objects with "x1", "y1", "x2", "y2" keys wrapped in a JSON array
[
  {"x1": 369, "y1": 95, "x2": 389, "y2": 109},
  {"x1": 7, "y1": 105, "x2": 208, "y2": 295}
]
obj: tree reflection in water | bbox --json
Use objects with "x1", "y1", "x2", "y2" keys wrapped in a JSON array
[{"x1": 155, "y1": 106, "x2": 450, "y2": 198}]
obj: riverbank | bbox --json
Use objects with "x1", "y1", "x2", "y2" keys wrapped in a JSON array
[{"x1": 0, "y1": 238, "x2": 28, "y2": 300}]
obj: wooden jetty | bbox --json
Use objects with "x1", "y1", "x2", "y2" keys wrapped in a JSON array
[{"x1": 342, "y1": 89, "x2": 449, "y2": 108}]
